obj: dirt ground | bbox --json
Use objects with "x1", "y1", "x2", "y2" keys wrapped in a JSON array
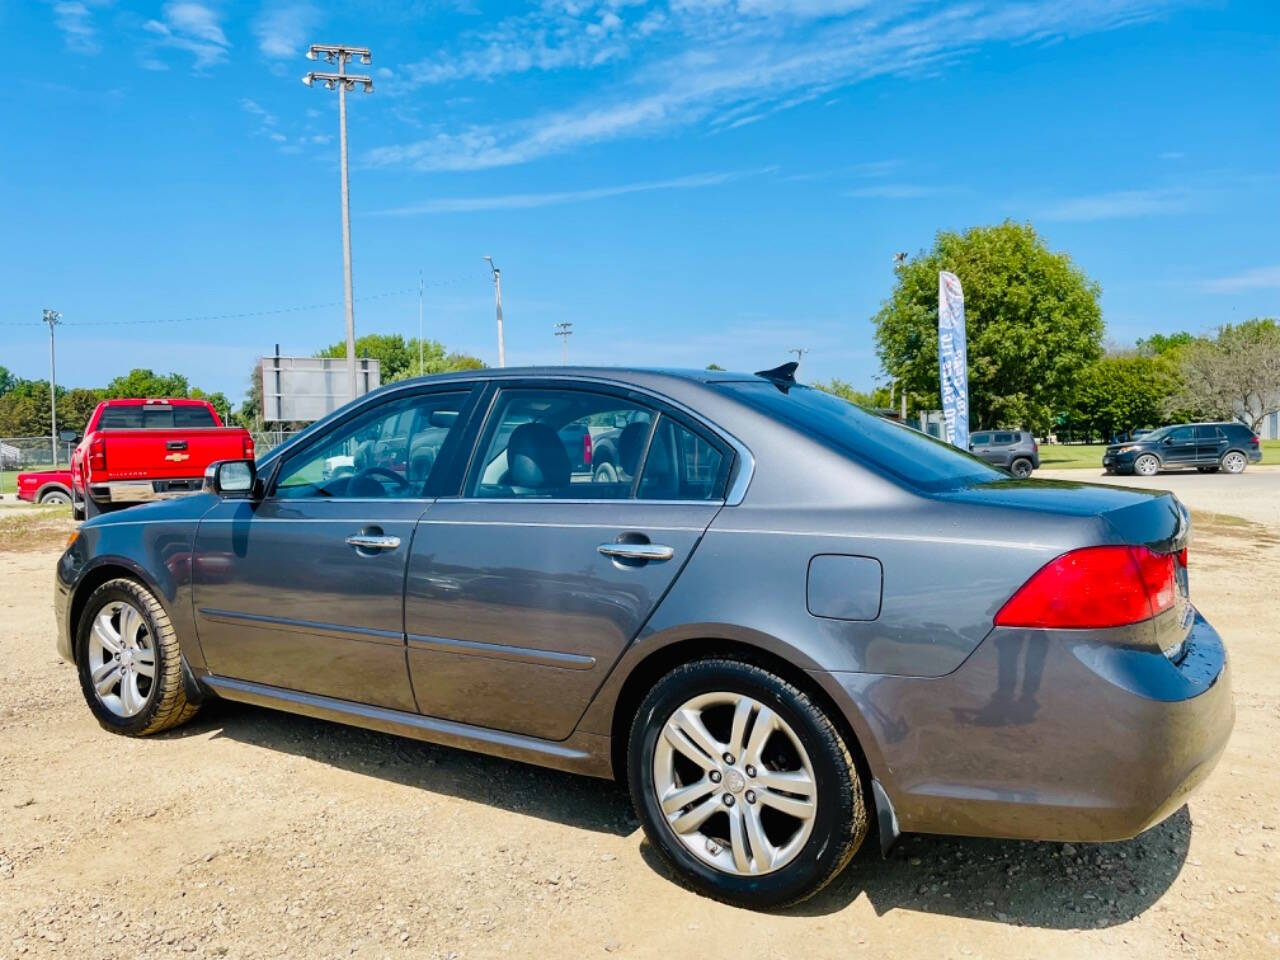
[{"x1": 2, "y1": 490, "x2": 1278, "y2": 960}]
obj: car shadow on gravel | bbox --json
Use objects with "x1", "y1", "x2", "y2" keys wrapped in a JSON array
[
  {"x1": 167, "y1": 700, "x2": 639, "y2": 836},
  {"x1": 780, "y1": 806, "x2": 1191, "y2": 926}
]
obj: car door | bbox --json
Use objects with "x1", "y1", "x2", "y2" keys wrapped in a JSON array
[
  {"x1": 1195, "y1": 425, "x2": 1224, "y2": 463},
  {"x1": 403, "y1": 383, "x2": 731, "y2": 741},
  {"x1": 969, "y1": 433, "x2": 992, "y2": 462},
  {"x1": 191, "y1": 385, "x2": 479, "y2": 711},
  {"x1": 1160, "y1": 426, "x2": 1197, "y2": 467}
]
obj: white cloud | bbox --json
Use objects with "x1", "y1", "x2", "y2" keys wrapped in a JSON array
[
  {"x1": 374, "y1": 168, "x2": 771, "y2": 215},
  {"x1": 1202, "y1": 265, "x2": 1280, "y2": 294},
  {"x1": 143, "y1": 2, "x2": 229, "y2": 71},
  {"x1": 45, "y1": 0, "x2": 110, "y2": 55},
  {"x1": 370, "y1": 0, "x2": 1185, "y2": 172},
  {"x1": 1039, "y1": 187, "x2": 1193, "y2": 221},
  {"x1": 845, "y1": 183, "x2": 949, "y2": 199},
  {"x1": 253, "y1": 1, "x2": 322, "y2": 60}
]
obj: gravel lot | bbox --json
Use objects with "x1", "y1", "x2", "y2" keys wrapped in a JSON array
[{"x1": 2, "y1": 487, "x2": 1278, "y2": 960}]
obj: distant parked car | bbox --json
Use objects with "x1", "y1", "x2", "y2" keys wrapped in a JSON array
[
  {"x1": 16, "y1": 468, "x2": 73, "y2": 505},
  {"x1": 1104, "y1": 422, "x2": 1261, "y2": 476},
  {"x1": 968, "y1": 430, "x2": 1039, "y2": 478}
]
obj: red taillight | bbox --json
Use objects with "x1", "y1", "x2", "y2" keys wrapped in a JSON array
[
  {"x1": 583, "y1": 433, "x2": 592, "y2": 467},
  {"x1": 995, "y1": 545, "x2": 1176, "y2": 629},
  {"x1": 89, "y1": 436, "x2": 107, "y2": 472},
  {"x1": 243, "y1": 435, "x2": 256, "y2": 460},
  {"x1": 1251, "y1": 435, "x2": 1260, "y2": 447}
]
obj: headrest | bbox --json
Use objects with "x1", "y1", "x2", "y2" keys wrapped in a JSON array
[{"x1": 507, "y1": 423, "x2": 571, "y2": 490}]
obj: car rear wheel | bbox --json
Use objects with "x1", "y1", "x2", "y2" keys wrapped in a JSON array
[
  {"x1": 1221, "y1": 451, "x2": 1247, "y2": 474},
  {"x1": 38, "y1": 488, "x2": 71, "y2": 505},
  {"x1": 628, "y1": 658, "x2": 867, "y2": 908},
  {"x1": 1133, "y1": 454, "x2": 1160, "y2": 477},
  {"x1": 75, "y1": 578, "x2": 200, "y2": 736},
  {"x1": 1009, "y1": 457, "x2": 1033, "y2": 479}
]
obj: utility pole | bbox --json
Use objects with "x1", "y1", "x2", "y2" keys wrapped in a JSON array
[
  {"x1": 303, "y1": 43, "x2": 373, "y2": 403},
  {"x1": 789, "y1": 347, "x2": 808, "y2": 369},
  {"x1": 484, "y1": 256, "x2": 505, "y2": 367},
  {"x1": 43, "y1": 309, "x2": 61, "y2": 466},
  {"x1": 554, "y1": 322, "x2": 573, "y2": 365},
  {"x1": 418, "y1": 269, "x2": 424, "y2": 376}
]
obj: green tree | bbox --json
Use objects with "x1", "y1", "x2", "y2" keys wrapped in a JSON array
[
  {"x1": 0, "y1": 366, "x2": 18, "y2": 398},
  {"x1": 1136, "y1": 331, "x2": 1197, "y2": 356},
  {"x1": 318, "y1": 334, "x2": 485, "y2": 383},
  {"x1": 1071, "y1": 353, "x2": 1180, "y2": 439},
  {"x1": 706, "y1": 363, "x2": 725, "y2": 371},
  {"x1": 104, "y1": 368, "x2": 191, "y2": 398},
  {"x1": 813, "y1": 379, "x2": 892, "y2": 408},
  {"x1": 0, "y1": 383, "x2": 52, "y2": 436},
  {"x1": 1166, "y1": 318, "x2": 1280, "y2": 430},
  {"x1": 58, "y1": 388, "x2": 105, "y2": 436},
  {"x1": 874, "y1": 220, "x2": 1104, "y2": 433}
]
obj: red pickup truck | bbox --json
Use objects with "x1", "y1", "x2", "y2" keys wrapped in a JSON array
[
  {"x1": 15, "y1": 468, "x2": 74, "y2": 505},
  {"x1": 68, "y1": 398, "x2": 254, "y2": 519}
]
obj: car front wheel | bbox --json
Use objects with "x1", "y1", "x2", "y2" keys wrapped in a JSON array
[
  {"x1": 628, "y1": 658, "x2": 867, "y2": 908},
  {"x1": 1133, "y1": 454, "x2": 1160, "y2": 476},
  {"x1": 1221, "y1": 451, "x2": 1247, "y2": 474},
  {"x1": 76, "y1": 578, "x2": 200, "y2": 736}
]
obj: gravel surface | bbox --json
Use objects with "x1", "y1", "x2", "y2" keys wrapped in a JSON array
[{"x1": 1, "y1": 501, "x2": 1277, "y2": 959}]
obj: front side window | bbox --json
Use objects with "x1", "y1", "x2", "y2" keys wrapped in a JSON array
[
  {"x1": 273, "y1": 391, "x2": 467, "y2": 499},
  {"x1": 471, "y1": 389, "x2": 654, "y2": 499},
  {"x1": 970, "y1": 433, "x2": 990, "y2": 446},
  {"x1": 1167, "y1": 427, "x2": 1194, "y2": 442}
]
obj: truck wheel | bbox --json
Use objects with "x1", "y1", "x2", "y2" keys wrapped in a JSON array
[
  {"x1": 628, "y1": 658, "x2": 868, "y2": 908},
  {"x1": 1133, "y1": 454, "x2": 1160, "y2": 477},
  {"x1": 75, "y1": 578, "x2": 200, "y2": 736},
  {"x1": 1221, "y1": 451, "x2": 1247, "y2": 474},
  {"x1": 593, "y1": 460, "x2": 620, "y2": 483},
  {"x1": 38, "y1": 487, "x2": 71, "y2": 505},
  {"x1": 1009, "y1": 458, "x2": 1033, "y2": 479}
]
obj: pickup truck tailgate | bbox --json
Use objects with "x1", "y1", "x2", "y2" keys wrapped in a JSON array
[{"x1": 102, "y1": 429, "x2": 248, "y2": 480}]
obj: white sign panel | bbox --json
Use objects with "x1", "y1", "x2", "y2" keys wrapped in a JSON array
[{"x1": 261, "y1": 355, "x2": 381, "y2": 422}]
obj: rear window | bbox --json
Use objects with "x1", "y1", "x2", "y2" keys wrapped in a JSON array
[
  {"x1": 719, "y1": 382, "x2": 1005, "y2": 492},
  {"x1": 98, "y1": 404, "x2": 216, "y2": 429}
]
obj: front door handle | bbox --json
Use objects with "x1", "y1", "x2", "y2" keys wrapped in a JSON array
[
  {"x1": 598, "y1": 542, "x2": 675, "y2": 562},
  {"x1": 346, "y1": 534, "x2": 401, "y2": 551}
]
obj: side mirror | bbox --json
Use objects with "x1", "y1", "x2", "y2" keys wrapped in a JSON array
[
  {"x1": 204, "y1": 459, "x2": 259, "y2": 499},
  {"x1": 58, "y1": 428, "x2": 80, "y2": 443},
  {"x1": 1162, "y1": 436, "x2": 1173, "y2": 445}
]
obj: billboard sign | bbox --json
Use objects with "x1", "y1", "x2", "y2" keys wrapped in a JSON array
[{"x1": 261, "y1": 354, "x2": 381, "y2": 422}]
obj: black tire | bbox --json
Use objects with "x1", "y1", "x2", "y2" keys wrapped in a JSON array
[
  {"x1": 75, "y1": 578, "x2": 200, "y2": 736},
  {"x1": 628, "y1": 658, "x2": 867, "y2": 909},
  {"x1": 1009, "y1": 457, "x2": 1033, "y2": 479},
  {"x1": 38, "y1": 486, "x2": 71, "y2": 505}
]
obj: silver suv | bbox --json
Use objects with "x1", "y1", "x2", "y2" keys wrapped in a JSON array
[{"x1": 968, "y1": 429, "x2": 1040, "y2": 477}]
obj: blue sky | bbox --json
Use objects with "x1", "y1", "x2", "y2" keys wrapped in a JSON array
[{"x1": 2, "y1": 0, "x2": 1277, "y2": 403}]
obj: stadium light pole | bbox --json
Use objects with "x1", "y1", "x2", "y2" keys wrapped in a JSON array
[
  {"x1": 484, "y1": 256, "x2": 505, "y2": 367},
  {"x1": 43, "y1": 309, "x2": 61, "y2": 466},
  {"x1": 303, "y1": 43, "x2": 373, "y2": 403}
]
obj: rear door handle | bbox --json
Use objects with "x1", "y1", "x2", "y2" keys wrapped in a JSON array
[
  {"x1": 598, "y1": 542, "x2": 675, "y2": 562},
  {"x1": 346, "y1": 534, "x2": 401, "y2": 551}
]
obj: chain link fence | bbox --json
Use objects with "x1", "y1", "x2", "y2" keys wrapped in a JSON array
[
  {"x1": 0, "y1": 438, "x2": 78, "y2": 494},
  {"x1": 250, "y1": 429, "x2": 304, "y2": 455}
]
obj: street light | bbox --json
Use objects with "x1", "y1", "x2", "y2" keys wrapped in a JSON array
[
  {"x1": 43, "y1": 309, "x2": 61, "y2": 466},
  {"x1": 484, "y1": 255, "x2": 506, "y2": 368},
  {"x1": 303, "y1": 43, "x2": 374, "y2": 404},
  {"x1": 554, "y1": 321, "x2": 573, "y2": 365}
]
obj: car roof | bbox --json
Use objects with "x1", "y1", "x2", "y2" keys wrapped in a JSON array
[{"x1": 390, "y1": 366, "x2": 766, "y2": 387}]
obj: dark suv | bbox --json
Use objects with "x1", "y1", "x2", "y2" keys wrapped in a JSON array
[
  {"x1": 1103, "y1": 422, "x2": 1261, "y2": 476},
  {"x1": 968, "y1": 430, "x2": 1039, "y2": 478}
]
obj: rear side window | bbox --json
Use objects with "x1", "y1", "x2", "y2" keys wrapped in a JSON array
[
  {"x1": 993, "y1": 432, "x2": 1015, "y2": 445},
  {"x1": 1221, "y1": 423, "x2": 1253, "y2": 441},
  {"x1": 719, "y1": 382, "x2": 1004, "y2": 492},
  {"x1": 1195, "y1": 426, "x2": 1222, "y2": 441},
  {"x1": 638, "y1": 418, "x2": 726, "y2": 501}
]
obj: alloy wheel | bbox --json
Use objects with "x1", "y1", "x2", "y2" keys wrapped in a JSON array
[
  {"x1": 87, "y1": 600, "x2": 156, "y2": 718},
  {"x1": 1134, "y1": 454, "x2": 1159, "y2": 477},
  {"x1": 1222, "y1": 452, "x2": 1246, "y2": 474},
  {"x1": 653, "y1": 692, "x2": 817, "y2": 877}
]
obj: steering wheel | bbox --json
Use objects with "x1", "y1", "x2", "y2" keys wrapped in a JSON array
[{"x1": 348, "y1": 466, "x2": 413, "y2": 498}]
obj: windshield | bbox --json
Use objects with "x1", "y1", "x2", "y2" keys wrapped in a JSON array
[{"x1": 718, "y1": 381, "x2": 1006, "y2": 492}]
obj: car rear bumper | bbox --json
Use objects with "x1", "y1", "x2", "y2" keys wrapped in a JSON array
[
  {"x1": 91, "y1": 478, "x2": 206, "y2": 504},
  {"x1": 823, "y1": 610, "x2": 1232, "y2": 842}
]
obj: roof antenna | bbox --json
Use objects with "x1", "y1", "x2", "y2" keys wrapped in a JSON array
[{"x1": 753, "y1": 360, "x2": 800, "y2": 385}]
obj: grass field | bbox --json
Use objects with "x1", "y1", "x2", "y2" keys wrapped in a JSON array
[{"x1": 1040, "y1": 439, "x2": 1280, "y2": 469}]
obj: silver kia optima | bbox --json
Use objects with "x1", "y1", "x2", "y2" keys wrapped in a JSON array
[{"x1": 54, "y1": 364, "x2": 1233, "y2": 908}]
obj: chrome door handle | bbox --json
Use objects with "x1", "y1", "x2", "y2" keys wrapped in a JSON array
[
  {"x1": 598, "y1": 542, "x2": 675, "y2": 562},
  {"x1": 346, "y1": 535, "x2": 401, "y2": 551}
]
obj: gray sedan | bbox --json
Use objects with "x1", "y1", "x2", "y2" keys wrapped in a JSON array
[{"x1": 54, "y1": 364, "x2": 1232, "y2": 908}]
